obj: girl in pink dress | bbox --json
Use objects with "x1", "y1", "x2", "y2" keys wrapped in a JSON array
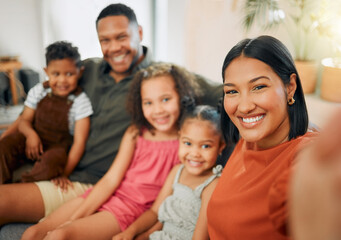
[{"x1": 21, "y1": 63, "x2": 200, "y2": 240}]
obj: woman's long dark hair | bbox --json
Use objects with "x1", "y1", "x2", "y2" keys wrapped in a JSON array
[{"x1": 221, "y1": 35, "x2": 308, "y2": 146}]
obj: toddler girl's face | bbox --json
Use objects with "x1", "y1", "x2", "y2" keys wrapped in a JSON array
[
  {"x1": 178, "y1": 118, "x2": 225, "y2": 176},
  {"x1": 44, "y1": 58, "x2": 83, "y2": 97},
  {"x1": 141, "y1": 75, "x2": 180, "y2": 135}
]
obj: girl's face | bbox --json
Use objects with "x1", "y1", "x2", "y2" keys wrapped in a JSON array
[
  {"x1": 223, "y1": 56, "x2": 296, "y2": 150},
  {"x1": 179, "y1": 118, "x2": 225, "y2": 176},
  {"x1": 141, "y1": 75, "x2": 180, "y2": 135},
  {"x1": 44, "y1": 58, "x2": 83, "y2": 97}
]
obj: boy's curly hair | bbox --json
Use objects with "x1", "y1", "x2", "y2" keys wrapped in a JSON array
[
  {"x1": 45, "y1": 41, "x2": 82, "y2": 68},
  {"x1": 127, "y1": 62, "x2": 201, "y2": 132}
]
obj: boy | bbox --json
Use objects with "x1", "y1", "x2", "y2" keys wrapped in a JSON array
[{"x1": 0, "y1": 41, "x2": 93, "y2": 186}]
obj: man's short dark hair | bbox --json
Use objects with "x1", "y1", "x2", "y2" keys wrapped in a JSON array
[{"x1": 96, "y1": 3, "x2": 138, "y2": 27}]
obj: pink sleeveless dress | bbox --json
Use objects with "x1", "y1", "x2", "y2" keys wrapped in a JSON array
[{"x1": 82, "y1": 135, "x2": 179, "y2": 230}]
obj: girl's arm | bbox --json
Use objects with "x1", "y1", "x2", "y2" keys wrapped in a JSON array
[
  {"x1": 192, "y1": 178, "x2": 219, "y2": 240},
  {"x1": 113, "y1": 164, "x2": 181, "y2": 240},
  {"x1": 51, "y1": 116, "x2": 91, "y2": 190},
  {"x1": 68, "y1": 125, "x2": 139, "y2": 221},
  {"x1": 18, "y1": 106, "x2": 43, "y2": 160},
  {"x1": 135, "y1": 221, "x2": 163, "y2": 240}
]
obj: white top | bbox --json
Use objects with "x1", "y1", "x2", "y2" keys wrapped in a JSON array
[{"x1": 24, "y1": 82, "x2": 93, "y2": 135}]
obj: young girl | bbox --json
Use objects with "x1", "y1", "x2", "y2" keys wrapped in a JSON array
[
  {"x1": 21, "y1": 63, "x2": 199, "y2": 240},
  {"x1": 113, "y1": 105, "x2": 226, "y2": 240},
  {"x1": 0, "y1": 41, "x2": 92, "y2": 185}
]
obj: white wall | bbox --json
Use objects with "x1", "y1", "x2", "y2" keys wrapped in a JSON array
[
  {"x1": 0, "y1": 0, "x2": 153, "y2": 80},
  {"x1": 155, "y1": 0, "x2": 289, "y2": 83},
  {"x1": 0, "y1": 0, "x2": 44, "y2": 76},
  {"x1": 180, "y1": 0, "x2": 290, "y2": 83},
  {"x1": 1, "y1": 0, "x2": 329, "y2": 84},
  {"x1": 40, "y1": 0, "x2": 153, "y2": 60}
]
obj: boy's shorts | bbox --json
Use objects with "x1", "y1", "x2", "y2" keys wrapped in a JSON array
[{"x1": 35, "y1": 181, "x2": 92, "y2": 217}]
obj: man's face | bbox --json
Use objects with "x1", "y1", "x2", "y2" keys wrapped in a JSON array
[{"x1": 97, "y1": 15, "x2": 142, "y2": 79}]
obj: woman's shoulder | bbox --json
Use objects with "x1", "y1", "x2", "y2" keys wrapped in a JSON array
[{"x1": 295, "y1": 131, "x2": 319, "y2": 150}]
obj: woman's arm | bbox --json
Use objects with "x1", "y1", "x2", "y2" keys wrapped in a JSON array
[
  {"x1": 52, "y1": 116, "x2": 91, "y2": 190},
  {"x1": 18, "y1": 106, "x2": 43, "y2": 160},
  {"x1": 290, "y1": 109, "x2": 341, "y2": 240},
  {"x1": 68, "y1": 125, "x2": 139, "y2": 221},
  {"x1": 112, "y1": 164, "x2": 181, "y2": 240},
  {"x1": 192, "y1": 178, "x2": 219, "y2": 240}
]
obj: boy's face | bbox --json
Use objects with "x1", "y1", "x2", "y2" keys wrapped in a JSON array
[
  {"x1": 44, "y1": 58, "x2": 83, "y2": 97},
  {"x1": 97, "y1": 15, "x2": 143, "y2": 81}
]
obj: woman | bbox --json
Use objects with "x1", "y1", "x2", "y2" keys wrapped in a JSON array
[{"x1": 207, "y1": 35, "x2": 317, "y2": 239}]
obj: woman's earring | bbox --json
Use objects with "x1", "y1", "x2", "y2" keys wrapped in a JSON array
[{"x1": 288, "y1": 97, "x2": 295, "y2": 105}]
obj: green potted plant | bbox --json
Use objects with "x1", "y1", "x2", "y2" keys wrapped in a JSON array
[{"x1": 241, "y1": 0, "x2": 340, "y2": 94}]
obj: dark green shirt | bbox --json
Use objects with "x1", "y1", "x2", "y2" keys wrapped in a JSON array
[
  {"x1": 70, "y1": 46, "x2": 223, "y2": 184},
  {"x1": 70, "y1": 47, "x2": 153, "y2": 184}
]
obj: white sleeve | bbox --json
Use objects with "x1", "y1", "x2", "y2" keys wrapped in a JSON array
[
  {"x1": 72, "y1": 92, "x2": 93, "y2": 121},
  {"x1": 24, "y1": 83, "x2": 47, "y2": 109}
]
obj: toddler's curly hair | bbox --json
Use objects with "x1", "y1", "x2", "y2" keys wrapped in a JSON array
[{"x1": 45, "y1": 41, "x2": 82, "y2": 68}]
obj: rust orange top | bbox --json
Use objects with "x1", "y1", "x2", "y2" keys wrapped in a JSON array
[{"x1": 207, "y1": 132, "x2": 317, "y2": 240}]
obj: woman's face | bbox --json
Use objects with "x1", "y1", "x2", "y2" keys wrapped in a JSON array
[{"x1": 223, "y1": 56, "x2": 296, "y2": 150}]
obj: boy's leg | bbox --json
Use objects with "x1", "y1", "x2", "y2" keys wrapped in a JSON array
[
  {"x1": 0, "y1": 183, "x2": 44, "y2": 225},
  {"x1": 43, "y1": 211, "x2": 121, "y2": 240},
  {"x1": 21, "y1": 147, "x2": 67, "y2": 182},
  {"x1": 0, "y1": 133, "x2": 26, "y2": 183},
  {"x1": 21, "y1": 197, "x2": 84, "y2": 240}
]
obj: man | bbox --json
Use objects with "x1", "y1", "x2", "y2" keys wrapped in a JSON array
[{"x1": 0, "y1": 3, "x2": 222, "y2": 237}]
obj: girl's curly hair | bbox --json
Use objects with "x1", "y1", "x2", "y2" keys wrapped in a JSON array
[{"x1": 127, "y1": 62, "x2": 201, "y2": 133}]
